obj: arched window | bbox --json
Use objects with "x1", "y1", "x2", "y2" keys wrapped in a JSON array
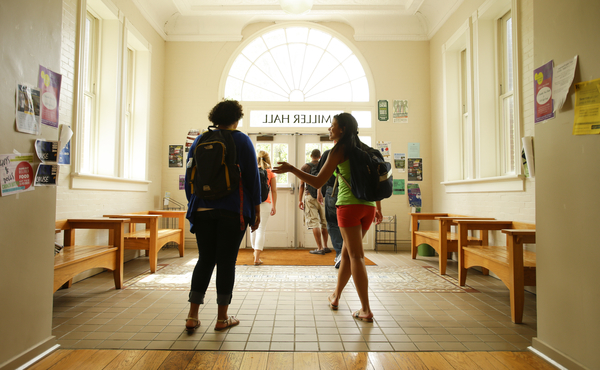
[{"x1": 224, "y1": 25, "x2": 370, "y2": 102}]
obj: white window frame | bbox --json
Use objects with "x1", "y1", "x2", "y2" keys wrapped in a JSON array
[
  {"x1": 442, "y1": 0, "x2": 524, "y2": 193},
  {"x1": 72, "y1": 0, "x2": 150, "y2": 191}
]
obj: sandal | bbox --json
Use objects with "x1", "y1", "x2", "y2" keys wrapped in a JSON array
[
  {"x1": 352, "y1": 310, "x2": 374, "y2": 323},
  {"x1": 185, "y1": 317, "x2": 200, "y2": 333},
  {"x1": 254, "y1": 260, "x2": 263, "y2": 266},
  {"x1": 214, "y1": 316, "x2": 240, "y2": 331},
  {"x1": 328, "y1": 294, "x2": 338, "y2": 310}
]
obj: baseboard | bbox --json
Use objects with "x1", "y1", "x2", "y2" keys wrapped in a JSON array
[
  {"x1": 531, "y1": 337, "x2": 589, "y2": 370},
  {"x1": 0, "y1": 336, "x2": 57, "y2": 370}
]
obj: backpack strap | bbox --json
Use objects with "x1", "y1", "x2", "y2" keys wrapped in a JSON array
[{"x1": 334, "y1": 167, "x2": 351, "y2": 192}]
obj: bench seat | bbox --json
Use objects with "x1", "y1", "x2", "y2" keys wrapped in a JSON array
[
  {"x1": 457, "y1": 220, "x2": 536, "y2": 323},
  {"x1": 54, "y1": 218, "x2": 127, "y2": 293},
  {"x1": 104, "y1": 211, "x2": 186, "y2": 273},
  {"x1": 411, "y1": 213, "x2": 494, "y2": 275}
]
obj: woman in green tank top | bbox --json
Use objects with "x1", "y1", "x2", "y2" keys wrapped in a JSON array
[{"x1": 274, "y1": 113, "x2": 383, "y2": 322}]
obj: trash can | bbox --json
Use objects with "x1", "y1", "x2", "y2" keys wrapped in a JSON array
[{"x1": 417, "y1": 244, "x2": 435, "y2": 257}]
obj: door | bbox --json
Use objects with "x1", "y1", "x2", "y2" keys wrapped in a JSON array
[{"x1": 246, "y1": 133, "x2": 296, "y2": 248}]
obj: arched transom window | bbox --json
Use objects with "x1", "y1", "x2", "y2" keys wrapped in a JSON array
[{"x1": 224, "y1": 26, "x2": 369, "y2": 102}]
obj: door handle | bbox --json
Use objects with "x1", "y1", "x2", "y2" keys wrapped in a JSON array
[{"x1": 290, "y1": 183, "x2": 295, "y2": 194}]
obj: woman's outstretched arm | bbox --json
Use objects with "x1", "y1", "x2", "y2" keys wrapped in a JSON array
[{"x1": 273, "y1": 147, "x2": 344, "y2": 189}]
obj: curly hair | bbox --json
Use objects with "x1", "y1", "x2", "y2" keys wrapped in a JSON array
[
  {"x1": 208, "y1": 99, "x2": 244, "y2": 127},
  {"x1": 257, "y1": 150, "x2": 271, "y2": 169}
]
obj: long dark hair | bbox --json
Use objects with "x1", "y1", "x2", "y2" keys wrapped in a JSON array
[{"x1": 331, "y1": 113, "x2": 364, "y2": 158}]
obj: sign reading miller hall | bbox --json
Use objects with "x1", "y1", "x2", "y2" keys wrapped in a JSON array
[{"x1": 250, "y1": 111, "x2": 341, "y2": 128}]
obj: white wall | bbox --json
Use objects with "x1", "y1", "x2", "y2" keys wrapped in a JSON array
[
  {"x1": 532, "y1": 1, "x2": 600, "y2": 369},
  {"x1": 162, "y1": 22, "x2": 431, "y2": 248},
  {"x1": 0, "y1": 2, "x2": 61, "y2": 368}
]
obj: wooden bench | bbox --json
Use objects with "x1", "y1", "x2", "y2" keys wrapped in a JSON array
[
  {"x1": 54, "y1": 218, "x2": 128, "y2": 293},
  {"x1": 411, "y1": 213, "x2": 494, "y2": 275},
  {"x1": 104, "y1": 211, "x2": 185, "y2": 273},
  {"x1": 456, "y1": 220, "x2": 536, "y2": 323}
]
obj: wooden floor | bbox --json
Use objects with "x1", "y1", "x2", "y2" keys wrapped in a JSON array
[{"x1": 27, "y1": 349, "x2": 558, "y2": 369}]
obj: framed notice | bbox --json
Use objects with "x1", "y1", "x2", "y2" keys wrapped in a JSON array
[{"x1": 378, "y1": 100, "x2": 388, "y2": 121}]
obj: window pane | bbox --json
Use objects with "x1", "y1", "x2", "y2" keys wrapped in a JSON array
[
  {"x1": 327, "y1": 38, "x2": 352, "y2": 62},
  {"x1": 306, "y1": 83, "x2": 352, "y2": 102},
  {"x1": 245, "y1": 65, "x2": 288, "y2": 97},
  {"x1": 306, "y1": 65, "x2": 347, "y2": 97},
  {"x1": 81, "y1": 95, "x2": 93, "y2": 173},
  {"x1": 242, "y1": 37, "x2": 268, "y2": 62},
  {"x1": 255, "y1": 52, "x2": 290, "y2": 93},
  {"x1": 286, "y1": 27, "x2": 309, "y2": 43},
  {"x1": 504, "y1": 95, "x2": 515, "y2": 173},
  {"x1": 273, "y1": 143, "x2": 289, "y2": 184},
  {"x1": 255, "y1": 143, "x2": 271, "y2": 167},
  {"x1": 351, "y1": 77, "x2": 369, "y2": 102},
  {"x1": 342, "y1": 55, "x2": 366, "y2": 80},
  {"x1": 262, "y1": 29, "x2": 286, "y2": 49},
  {"x1": 83, "y1": 17, "x2": 92, "y2": 92},
  {"x1": 303, "y1": 53, "x2": 339, "y2": 93},
  {"x1": 242, "y1": 83, "x2": 288, "y2": 101},
  {"x1": 288, "y1": 43, "x2": 307, "y2": 89},
  {"x1": 304, "y1": 143, "x2": 320, "y2": 164},
  {"x1": 505, "y1": 17, "x2": 513, "y2": 92},
  {"x1": 270, "y1": 45, "x2": 295, "y2": 90},
  {"x1": 229, "y1": 54, "x2": 252, "y2": 80},
  {"x1": 351, "y1": 111, "x2": 372, "y2": 128},
  {"x1": 300, "y1": 45, "x2": 325, "y2": 91},
  {"x1": 224, "y1": 77, "x2": 243, "y2": 100},
  {"x1": 359, "y1": 136, "x2": 372, "y2": 147},
  {"x1": 307, "y1": 29, "x2": 332, "y2": 49}
]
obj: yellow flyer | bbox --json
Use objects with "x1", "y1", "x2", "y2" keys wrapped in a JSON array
[{"x1": 573, "y1": 78, "x2": 600, "y2": 135}]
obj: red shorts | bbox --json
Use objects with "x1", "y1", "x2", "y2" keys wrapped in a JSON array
[{"x1": 336, "y1": 204, "x2": 376, "y2": 230}]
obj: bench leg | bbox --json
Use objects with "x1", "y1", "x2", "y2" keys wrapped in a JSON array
[
  {"x1": 113, "y1": 269, "x2": 123, "y2": 289},
  {"x1": 411, "y1": 240, "x2": 418, "y2": 259},
  {"x1": 509, "y1": 282, "x2": 525, "y2": 324},
  {"x1": 459, "y1": 267, "x2": 468, "y2": 286}
]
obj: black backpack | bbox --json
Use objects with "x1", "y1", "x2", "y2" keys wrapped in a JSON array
[
  {"x1": 336, "y1": 144, "x2": 393, "y2": 202},
  {"x1": 305, "y1": 162, "x2": 319, "y2": 198},
  {"x1": 187, "y1": 126, "x2": 241, "y2": 200},
  {"x1": 258, "y1": 167, "x2": 270, "y2": 202}
]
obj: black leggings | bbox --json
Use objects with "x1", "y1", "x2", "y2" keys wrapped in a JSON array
[{"x1": 189, "y1": 209, "x2": 248, "y2": 306}]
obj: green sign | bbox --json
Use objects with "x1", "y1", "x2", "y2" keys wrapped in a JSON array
[{"x1": 378, "y1": 100, "x2": 388, "y2": 121}]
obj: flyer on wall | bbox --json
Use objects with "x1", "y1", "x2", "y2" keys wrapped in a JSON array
[
  {"x1": 394, "y1": 153, "x2": 406, "y2": 172},
  {"x1": 169, "y1": 145, "x2": 184, "y2": 167},
  {"x1": 573, "y1": 78, "x2": 600, "y2": 135},
  {"x1": 15, "y1": 84, "x2": 41, "y2": 135},
  {"x1": 35, "y1": 164, "x2": 58, "y2": 186},
  {"x1": 392, "y1": 100, "x2": 409, "y2": 123},
  {"x1": 0, "y1": 153, "x2": 35, "y2": 196},
  {"x1": 407, "y1": 158, "x2": 423, "y2": 181},
  {"x1": 407, "y1": 183, "x2": 421, "y2": 207},
  {"x1": 376, "y1": 141, "x2": 392, "y2": 162},
  {"x1": 186, "y1": 129, "x2": 200, "y2": 152},
  {"x1": 534, "y1": 60, "x2": 554, "y2": 123},
  {"x1": 38, "y1": 65, "x2": 62, "y2": 128}
]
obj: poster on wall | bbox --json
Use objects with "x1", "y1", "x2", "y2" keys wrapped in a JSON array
[
  {"x1": 15, "y1": 84, "x2": 41, "y2": 135},
  {"x1": 393, "y1": 100, "x2": 409, "y2": 123},
  {"x1": 376, "y1": 141, "x2": 392, "y2": 162},
  {"x1": 407, "y1": 158, "x2": 423, "y2": 181},
  {"x1": 534, "y1": 60, "x2": 554, "y2": 124},
  {"x1": 393, "y1": 179, "x2": 405, "y2": 195},
  {"x1": 179, "y1": 175, "x2": 185, "y2": 190},
  {"x1": 573, "y1": 78, "x2": 600, "y2": 135},
  {"x1": 34, "y1": 164, "x2": 58, "y2": 186},
  {"x1": 408, "y1": 143, "x2": 420, "y2": 158},
  {"x1": 552, "y1": 55, "x2": 577, "y2": 112},
  {"x1": 185, "y1": 129, "x2": 200, "y2": 152},
  {"x1": 38, "y1": 65, "x2": 62, "y2": 128},
  {"x1": 169, "y1": 145, "x2": 184, "y2": 167},
  {"x1": 394, "y1": 153, "x2": 406, "y2": 172},
  {"x1": 0, "y1": 153, "x2": 35, "y2": 196},
  {"x1": 407, "y1": 183, "x2": 421, "y2": 207},
  {"x1": 378, "y1": 100, "x2": 389, "y2": 121}
]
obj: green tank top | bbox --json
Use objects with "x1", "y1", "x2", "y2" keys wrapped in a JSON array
[{"x1": 335, "y1": 159, "x2": 376, "y2": 207}]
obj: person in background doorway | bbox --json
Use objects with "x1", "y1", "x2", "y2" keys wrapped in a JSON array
[
  {"x1": 316, "y1": 149, "x2": 343, "y2": 268},
  {"x1": 299, "y1": 148, "x2": 330, "y2": 255},
  {"x1": 273, "y1": 113, "x2": 383, "y2": 322},
  {"x1": 184, "y1": 99, "x2": 261, "y2": 333},
  {"x1": 251, "y1": 150, "x2": 278, "y2": 265}
]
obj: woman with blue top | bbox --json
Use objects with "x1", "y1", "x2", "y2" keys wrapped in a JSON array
[
  {"x1": 184, "y1": 100, "x2": 261, "y2": 332},
  {"x1": 273, "y1": 112, "x2": 383, "y2": 322}
]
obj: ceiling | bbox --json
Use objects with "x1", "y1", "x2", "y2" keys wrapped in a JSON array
[{"x1": 131, "y1": 0, "x2": 464, "y2": 42}]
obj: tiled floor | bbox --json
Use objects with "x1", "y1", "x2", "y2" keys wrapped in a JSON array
[{"x1": 52, "y1": 247, "x2": 537, "y2": 352}]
